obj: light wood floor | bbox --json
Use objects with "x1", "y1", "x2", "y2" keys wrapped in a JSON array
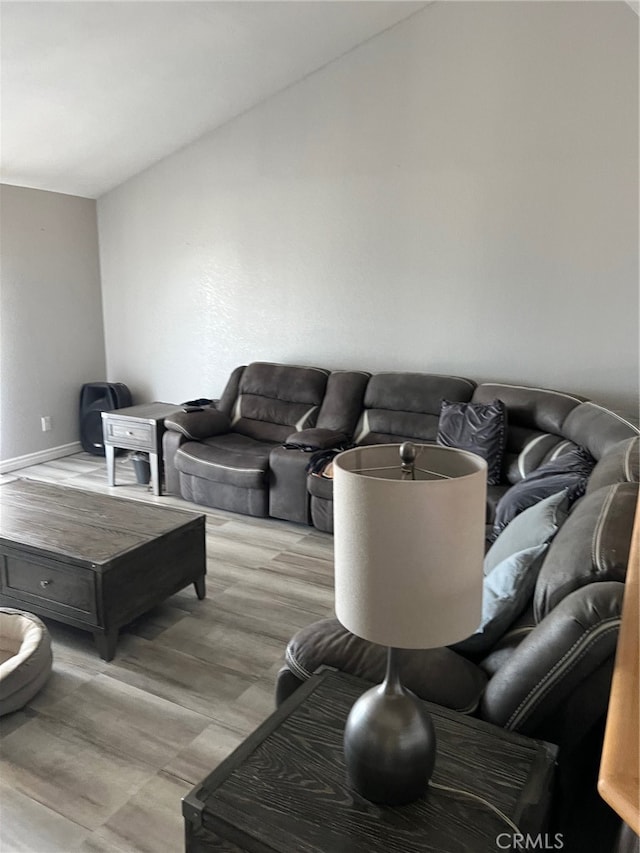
[{"x1": 0, "y1": 451, "x2": 335, "y2": 852}]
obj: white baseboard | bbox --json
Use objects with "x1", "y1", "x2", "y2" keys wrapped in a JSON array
[{"x1": 0, "y1": 441, "x2": 83, "y2": 474}]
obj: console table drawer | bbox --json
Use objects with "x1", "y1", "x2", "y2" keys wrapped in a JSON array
[
  {"x1": 104, "y1": 420, "x2": 153, "y2": 448},
  {"x1": 1, "y1": 554, "x2": 97, "y2": 619}
]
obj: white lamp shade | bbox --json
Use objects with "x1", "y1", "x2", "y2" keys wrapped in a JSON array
[{"x1": 333, "y1": 444, "x2": 487, "y2": 649}]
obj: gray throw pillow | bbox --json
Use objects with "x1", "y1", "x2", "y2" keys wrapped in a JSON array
[
  {"x1": 450, "y1": 544, "x2": 547, "y2": 657},
  {"x1": 437, "y1": 398, "x2": 507, "y2": 486},
  {"x1": 484, "y1": 491, "x2": 569, "y2": 576},
  {"x1": 492, "y1": 446, "x2": 595, "y2": 537}
]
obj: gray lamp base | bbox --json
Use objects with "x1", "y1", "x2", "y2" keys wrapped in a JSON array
[{"x1": 343, "y1": 647, "x2": 436, "y2": 805}]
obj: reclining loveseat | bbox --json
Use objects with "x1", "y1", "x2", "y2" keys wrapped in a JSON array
[
  {"x1": 163, "y1": 362, "x2": 333, "y2": 516},
  {"x1": 162, "y1": 362, "x2": 478, "y2": 522}
]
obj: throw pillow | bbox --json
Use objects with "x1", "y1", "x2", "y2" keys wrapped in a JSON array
[
  {"x1": 437, "y1": 399, "x2": 507, "y2": 486},
  {"x1": 492, "y1": 446, "x2": 595, "y2": 538},
  {"x1": 484, "y1": 491, "x2": 570, "y2": 576},
  {"x1": 450, "y1": 544, "x2": 548, "y2": 658}
]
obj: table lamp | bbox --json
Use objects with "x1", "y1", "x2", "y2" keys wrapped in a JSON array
[{"x1": 333, "y1": 442, "x2": 487, "y2": 805}]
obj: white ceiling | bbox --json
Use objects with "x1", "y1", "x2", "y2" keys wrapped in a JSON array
[{"x1": 0, "y1": 1, "x2": 427, "y2": 199}]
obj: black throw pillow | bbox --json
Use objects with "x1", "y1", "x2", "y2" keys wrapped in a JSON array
[
  {"x1": 492, "y1": 445, "x2": 596, "y2": 538},
  {"x1": 437, "y1": 399, "x2": 507, "y2": 486}
]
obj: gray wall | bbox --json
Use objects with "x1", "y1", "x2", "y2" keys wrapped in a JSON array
[
  {"x1": 3, "y1": 5, "x2": 636, "y2": 469},
  {"x1": 1, "y1": 184, "x2": 106, "y2": 466},
  {"x1": 98, "y1": 2, "x2": 639, "y2": 419}
]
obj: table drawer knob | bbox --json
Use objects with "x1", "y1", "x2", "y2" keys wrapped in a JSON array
[{"x1": 40, "y1": 579, "x2": 51, "y2": 589}]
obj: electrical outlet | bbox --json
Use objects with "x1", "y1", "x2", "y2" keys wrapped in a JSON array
[{"x1": 41, "y1": 416, "x2": 52, "y2": 432}]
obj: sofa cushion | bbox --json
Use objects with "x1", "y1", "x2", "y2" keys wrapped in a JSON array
[
  {"x1": 534, "y1": 482, "x2": 638, "y2": 621},
  {"x1": 482, "y1": 582, "x2": 624, "y2": 735},
  {"x1": 437, "y1": 399, "x2": 507, "y2": 485},
  {"x1": 315, "y1": 370, "x2": 370, "y2": 434},
  {"x1": 175, "y1": 434, "x2": 274, "y2": 488},
  {"x1": 484, "y1": 491, "x2": 569, "y2": 575},
  {"x1": 492, "y1": 446, "x2": 595, "y2": 537},
  {"x1": 502, "y1": 429, "x2": 578, "y2": 485},
  {"x1": 353, "y1": 372, "x2": 475, "y2": 445},
  {"x1": 364, "y1": 372, "x2": 476, "y2": 414},
  {"x1": 285, "y1": 617, "x2": 487, "y2": 714},
  {"x1": 586, "y1": 437, "x2": 639, "y2": 494},
  {"x1": 449, "y1": 545, "x2": 547, "y2": 657},
  {"x1": 230, "y1": 362, "x2": 329, "y2": 443}
]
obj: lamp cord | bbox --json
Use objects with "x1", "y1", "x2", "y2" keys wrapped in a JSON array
[{"x1": 428, "y1": 781, "x2": 521, "y2": 834}]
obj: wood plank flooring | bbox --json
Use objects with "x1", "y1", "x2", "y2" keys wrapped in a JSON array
[{"x1": 0, "y1": 452, "x2": 334, "y2": 852}]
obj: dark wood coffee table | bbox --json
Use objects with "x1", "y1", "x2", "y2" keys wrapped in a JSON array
[
  {"x1": 0, "y1": 480, "x2": 206, "y2": 660},
  {"x1": 183, "y1": 670, "x2": 557, "y2": 852}
]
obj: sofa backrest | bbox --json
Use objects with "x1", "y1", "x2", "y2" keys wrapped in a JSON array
[
  {"x1": 482, "y1": 426, "x2": 640, "y2": 743},
  {"x1": 220, "y1": 362, "x2": 331, "y2": 443},
  {"x1": 353, "y1": 372, "x2": 476, "y2": 445},
  {"x1": 561, "y1": 402, "x2": 640, "y2": 461},
  {"x1": 479, "y1": 434, "x2": 639, "y2": 743},
  {"x1": 217, "y1": 365, "x2": 246, "y2": 417},
  {"x1": 472, "y1": 383, "x2": 588, "y2": 485},
  {"x1": 533, "y1": 480, "x2": 638, "y2": 620},
  {"x1": 586, "y1": 436, "x2": 639, "y2": 494},
  {"x1": 316, "y1": 370, "x2": 370, "y2": 436}
]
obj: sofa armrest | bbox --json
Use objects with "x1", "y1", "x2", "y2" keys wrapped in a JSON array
[
  {"x1": 162, "y1": 430, "x2": 186, "y2": 496},
  {"x1": 165, "y1": 408, "x2": 230, "y2": 440},
  {"x1": 279, "y1": 617, "x2": 487, "y2": 714},
  {"x1": 481, "y1": 581, "x2": 624, "y2": 740},
  {"x1": 275, "y1": 666, "x2": 305, "y2": 706},
  {"x1": 284, "y1": 428, "x2": 348, "y2": 451}
]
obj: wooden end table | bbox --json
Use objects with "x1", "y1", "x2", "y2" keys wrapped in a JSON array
[
  {"x1": 102, "y1": 402, "x2": 182, "y2": 496},
  {"x1": 182, "y1": 669, "x2": 558, "y2": 852}
]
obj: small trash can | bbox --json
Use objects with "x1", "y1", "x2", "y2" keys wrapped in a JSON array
[{"x1": 131, "y1": 452, "x2": 151, "y2": 485}]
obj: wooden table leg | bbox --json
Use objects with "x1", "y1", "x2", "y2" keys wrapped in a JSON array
[
  {"x1": 94, "y1": 628, "x2": 118, "y2": 661},
  {"x1": 150, "y1": 451, "x2": 161, "y2": 496},
  {"x1": 194, "y1": 576, "x2": 206, "y2": 600},
  {"x1": 105, "y1": 445, "x2": 116, "y2": 487}
]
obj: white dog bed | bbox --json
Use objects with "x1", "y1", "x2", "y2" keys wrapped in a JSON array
[{"x1": 0, "y1": 608, "x2": 52, "y2": 715}]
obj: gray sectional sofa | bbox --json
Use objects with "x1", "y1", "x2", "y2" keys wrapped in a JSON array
[
  {"x1": 163, "y1": 361, "x2": 636, "y2": 532},
  {"x1": 163, "y1": 361, "x2": 639, "y2": 850}
]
